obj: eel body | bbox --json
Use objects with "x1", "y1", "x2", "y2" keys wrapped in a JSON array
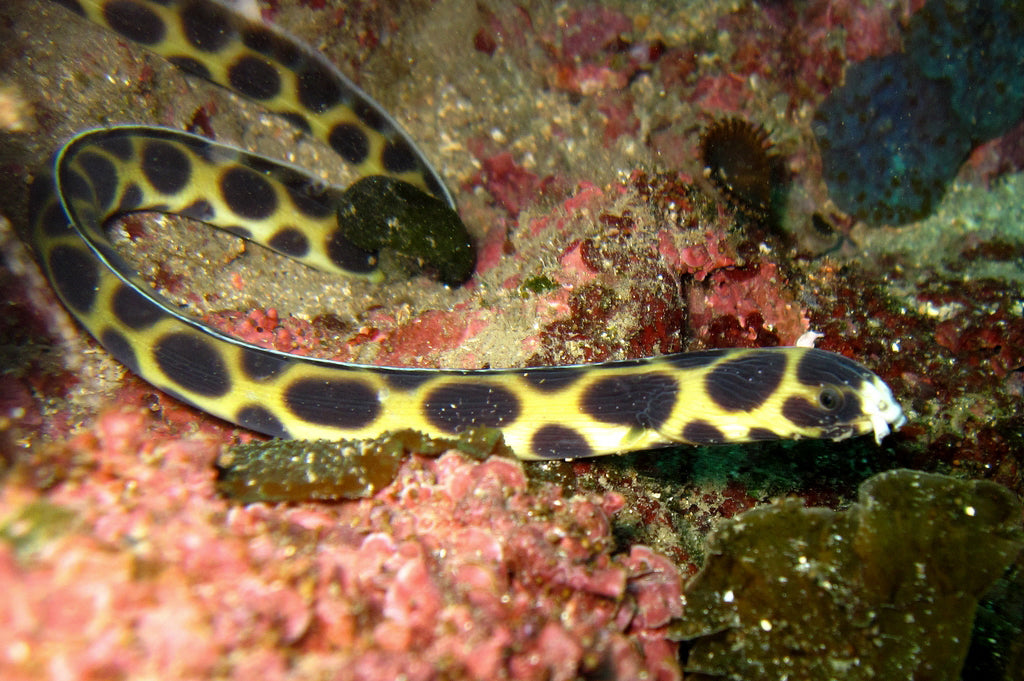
[{"x1": 29, "y1": 0, "x2": 906, "y2": 459}]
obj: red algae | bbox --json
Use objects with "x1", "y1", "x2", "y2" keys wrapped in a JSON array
[
  {"x1": 472, "y1": 151, "x2": 552, "y2": 217},
  {"x1": 374, "y1": 308, "x2": 490, "y2": 368},
  {"x1": 657, "y1": 227, "x2": 738, "y2": 282},
  {"x1": 543, "y1": 5, "x2": 661, "y2": 100}
]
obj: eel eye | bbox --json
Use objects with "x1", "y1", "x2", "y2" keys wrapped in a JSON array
[{"x1": 818, "y1": 386, "x2": 843, "y2": 411}]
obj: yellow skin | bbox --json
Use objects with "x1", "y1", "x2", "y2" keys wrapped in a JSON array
[{"x1": 29, "y1": 0, "x2": 906, "y2": 459}]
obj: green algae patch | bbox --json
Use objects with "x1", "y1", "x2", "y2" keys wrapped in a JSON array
[
  {"x1": 337, "y1": 176, "x2": 476, "y2": 286},
  {"x1": 520, "y1": 274, "x2": 558, "y2": 296},
  {"x1": 672, "y1": 469, "x2": 1023, "y2": 680},
  {"x1": 215, "y1": 427, "x2": 511, "y2": 503},
  {"x1": 0, "y1": 500, "x2": 79, "y2": 559}
]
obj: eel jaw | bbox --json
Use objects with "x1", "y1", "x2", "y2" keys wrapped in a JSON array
[{"x1": 860, "y1": 375, "x2": 907, "y2": 445}]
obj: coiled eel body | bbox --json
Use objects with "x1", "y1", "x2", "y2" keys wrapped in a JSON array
[{"x1": 28, "y1": 0, "x2": 906, "y2": 459}]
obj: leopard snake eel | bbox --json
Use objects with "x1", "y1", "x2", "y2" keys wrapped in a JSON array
[{"x1": 27, "y1": 0, "x2": 905, "y2": 460}]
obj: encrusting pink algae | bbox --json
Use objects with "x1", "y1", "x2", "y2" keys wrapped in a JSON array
[{"x1": 1, "y1": 408, "x2": 684, "y2": 680}]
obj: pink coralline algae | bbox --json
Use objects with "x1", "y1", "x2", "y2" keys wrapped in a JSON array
[
  {"x1": 657, "y1": 227, "x2": 737, "y2": 282},
  {"x1": 688, "y1": 262, "x2": 809, "y2": 347},
  {"x1": 545, "y1": 6, "x2": 660, "y2": 98},
  {"x1": 471, "y1": 151, "x2": 553, "y2": 218},
  {"x1": 0, "y1": 408, "x2": 684, "y2": 681}
]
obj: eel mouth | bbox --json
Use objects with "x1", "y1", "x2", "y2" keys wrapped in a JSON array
[{"x1": 861, "y1": 376, "x2": 907, "y2": 444}]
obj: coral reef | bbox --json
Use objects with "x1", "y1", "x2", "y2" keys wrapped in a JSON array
[{"x1": 0, "y1": 0, "x2": 1023, "y2": 678}]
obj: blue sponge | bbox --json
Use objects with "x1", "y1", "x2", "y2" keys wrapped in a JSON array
[
  {"x1": 814, "y1": 0, "x2": 1024, "y2": 225},
  {"x1": 813, "y1": 54, "x2": 972, "y2": 225},
  {"x1": 907, "y1": 0, "x2": 1024, "y2": 140}
]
